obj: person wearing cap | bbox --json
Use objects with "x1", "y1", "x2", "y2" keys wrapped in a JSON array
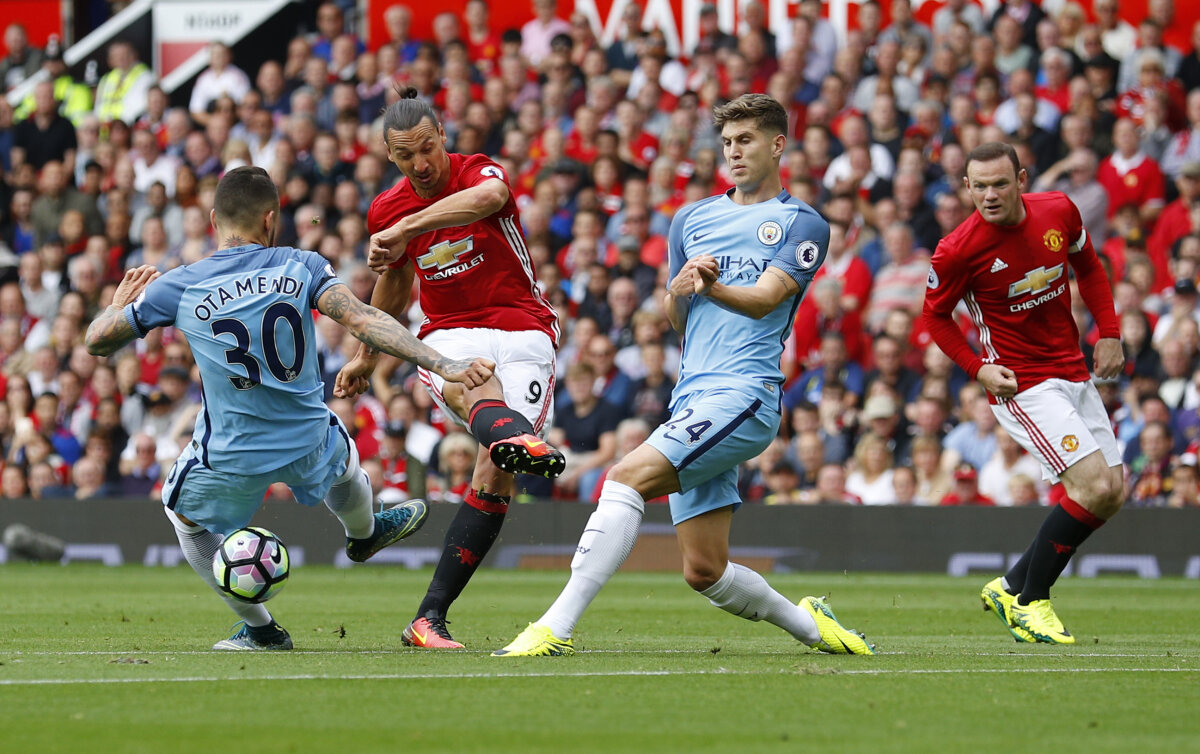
[{"x1": 939, "y1": 464, "x2": 996, "y2": 506}]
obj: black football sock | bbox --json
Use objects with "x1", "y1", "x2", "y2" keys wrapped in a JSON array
[
  {"x1": 468, "y1": 399, "x2": 536, "y2": 446},
  {"x1": 416, "y1": 489, "x2": 510, "y2": 618},
  {"x1": 1017, "y1": 498, "x2": 1104, "y2": 604},
  {"x1": 1002, "y1": 548, "x2": 1032, "y2": 596}
]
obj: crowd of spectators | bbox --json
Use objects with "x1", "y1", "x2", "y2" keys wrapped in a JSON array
[{"x1": 2, "y1": 0, "x2": 1200, "y2": 508}]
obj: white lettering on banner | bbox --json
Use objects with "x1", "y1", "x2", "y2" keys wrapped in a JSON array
[
  {"x1": 185, "y1": 13, "x2": 243, "y2": 31},
  {"x1": 142, "y1": 544, "x2": 306, "y2": 567},
  {"x1": 1074, "y1": 554, "x2": 1161, "y2": 578},
  {"x1": 949, "y1": 552, "x2": 1159, "y2": 578},
  {"x1": 63, "y1": 544, "x2": 123, "y2": 566},
  {"x1": 946, "y1": 552, "x2": 1004, "y2": 576},
  {"x1": 332, "y1": 547, "x2": 440, "y2": 569},
  {"x1": 1185, "y1": 556, "x2": 1200, "y2": 579},
  {"x1": 0, "y1": 544, "x2": 6, "y2": 563}
]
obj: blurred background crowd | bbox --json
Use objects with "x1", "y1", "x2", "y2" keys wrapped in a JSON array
[{"x1": 1, "y1": 0, "x2": 1199, "y2": 508}]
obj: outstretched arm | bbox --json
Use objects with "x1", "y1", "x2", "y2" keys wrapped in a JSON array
[
  {"x1": 85, "y1": 266, "x2": 162, "y2": 356},
  {"x1": 317, "y1": 283, "x2": 494, "y2": 387},
  {"x1": 368, "y1": 179, "x2": 509, "y2": 271}
]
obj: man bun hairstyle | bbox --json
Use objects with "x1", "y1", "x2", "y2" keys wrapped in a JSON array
[
  {"x1": 214, "y1": 166, "x2": 278, "y2": 230},
  {"x1": 713, "y1": 93, "x2": 789, "y2": 138},
  {"x1": 383, "y1": 86, "x2": 440, "y2": 134},
  {"x1": 965, "y1": 141, "x2": 1022, "y2": 179}
]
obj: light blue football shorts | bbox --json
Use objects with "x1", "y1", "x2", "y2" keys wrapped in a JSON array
[
  {"x1": 161, "y1": 413, "x2": 353, "y2": 535},
  {"x1": 646, "y1": 386, "x2": 780, "y2": 524}
]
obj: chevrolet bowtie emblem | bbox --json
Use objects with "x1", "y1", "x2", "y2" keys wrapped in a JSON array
[{"x1": 1008, "y1": 264, "x2": 1064, "y2": 297}]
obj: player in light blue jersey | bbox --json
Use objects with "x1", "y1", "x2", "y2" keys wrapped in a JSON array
[
  {"x1": 497, "y1": 94, "x2": 875, "y2": 657},
  {"x1": 85, "y1": 167, "x2": 494, "y2": 651}
]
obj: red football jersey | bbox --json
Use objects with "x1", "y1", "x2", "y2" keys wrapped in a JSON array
[
  {"x1": 368, "y1": 153, "x2": 560, "y2": 345},
  {"x1": 922, "y1": 192, "x2": 1093, "y2": 394}
]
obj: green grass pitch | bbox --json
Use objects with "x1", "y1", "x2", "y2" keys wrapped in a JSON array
[{"x1": 2, "y1": 565, "x2": 1197, "y2": 753}]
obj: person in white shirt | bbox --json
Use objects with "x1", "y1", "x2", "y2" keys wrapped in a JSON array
[
  {"x1": 131, "y1": 128, "x2": 181, "y2": 197},
  {"x1": 979, "y1": 426, "x2": 1047, "y2": 506},
  {"x1": 189, "y1": 42, "x2": 251, "y2": 125}
]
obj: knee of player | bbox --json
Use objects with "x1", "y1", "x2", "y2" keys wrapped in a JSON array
[
  {"x1": 1078, "y1": 468, "x2": 1124, "y2": 516},
  {"x1": 682, "y1": 560, "x2": 723, "y2": 592}
]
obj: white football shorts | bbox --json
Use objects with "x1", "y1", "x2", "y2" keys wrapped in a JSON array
[
  {"x1": 417, "y1": 327, "x2": 556, "y2": 436},
  {"x1": 991, "y1": 378, "x2": 1121, "y2": 483}
]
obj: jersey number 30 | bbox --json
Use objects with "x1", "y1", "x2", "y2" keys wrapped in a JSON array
[{"x1": 211, "y1": 302, "x2": 306, "y2": 390}]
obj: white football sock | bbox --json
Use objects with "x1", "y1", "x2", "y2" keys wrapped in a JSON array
[
  {"x1": 539, "y1": 480, "x2": 645, "y2": 639},
  {"x1": 165, "y1": 509, "x2": 271, "y2": 628},
  {"x1": 700, "y1": 562, "x2": 820, "y2": 645},
  {"x1": 325, "y1": 446, "x2": 375, "y2": 540}
]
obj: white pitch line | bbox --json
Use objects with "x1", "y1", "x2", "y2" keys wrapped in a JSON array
[
  {"x1": 5, "y1": 649, "x2": 1195, "y2": 658},
  {"x1": 0, "y1": 667, "x2": 1194, "y2": 686}
]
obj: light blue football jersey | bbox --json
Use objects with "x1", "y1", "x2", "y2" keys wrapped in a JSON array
[
  {"x1": 668, "y1": 189, "x2": 829, "y2": 399},
  {"x1": 125, "y1": 245, "x2": 341, "y2": 475}
]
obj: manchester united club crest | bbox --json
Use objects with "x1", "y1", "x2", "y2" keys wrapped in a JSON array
[
  {"x1": 1123, "y1": 173, "x2": 1139, "y2": 188},
  {"x1": 1061, "y1": 435, "x2": 1079, "y2": 452},
  {"x1": 757, "y1": 220, "x2": 783, "y2": 245},
  {"x1": 1043, "y1": 228, "x2": 1065, "y2": 252}
]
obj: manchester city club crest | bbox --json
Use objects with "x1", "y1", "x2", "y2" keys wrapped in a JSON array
[
  {"x1": 757, "y1": 220, "x2": 783, "y2": 245},
  {"x1": 796, "y1": 240, "x2": 819, "y2": 268}
]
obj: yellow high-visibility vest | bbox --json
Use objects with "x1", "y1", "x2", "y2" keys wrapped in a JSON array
[
  {"x1": 95, "y1": 62, "x2": 149, "y2": 123},
  {"x1": 14, "y1": 75, "x2": 93, "y2": 125}
]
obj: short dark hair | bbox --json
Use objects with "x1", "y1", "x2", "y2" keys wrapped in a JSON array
[
  {"x1": 214, "y1": 166, "x2": 278, "y2": 230},
  {"x1": 965, "y1": 141, "x2": 1021, "y2": 178},
  {"x1": 713, "y1": 93, "x2": 788, "y2": 137},
  {"x1": 382, "y1": 86, "x2": 440, "y2": 135}
]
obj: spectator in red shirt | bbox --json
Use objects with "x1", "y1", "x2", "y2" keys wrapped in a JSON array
[
  {"x1": 1096, "y1": 117, "x2": 1166, "y2": 227},
  {"x1": 940, "y1": 464, "x2": 997, "y2": 506}
]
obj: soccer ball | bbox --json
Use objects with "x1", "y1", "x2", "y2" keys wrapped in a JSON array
[{"x1": 212, "y1": 527, "x2": 290, "y2": 603}]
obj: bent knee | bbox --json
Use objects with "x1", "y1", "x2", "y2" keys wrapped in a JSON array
[
  {"x1": 1075, "y1": 467, "x2": 1125, "y2": 518},
  {"x1": 682, "y1": 560, "x2": 725, "y2": 592}
]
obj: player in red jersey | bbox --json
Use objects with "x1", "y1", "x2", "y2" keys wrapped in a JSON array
[
  {"x1": 335, "y1": 89, "x2": 565, "y2": 649},
  {"x1": 921, "y1": 142, "x2": 1125, "y2": 645}
]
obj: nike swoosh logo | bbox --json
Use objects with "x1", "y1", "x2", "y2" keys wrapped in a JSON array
[
  {"x1": 582, "y1": 529, "x2": 605, "y2": 534},
  {"x1": 411, "y1": 628, "x2": 429, "y2": 644},
  {"x1": 692, "y1": 232, "x2": 711, "y2": 241}
]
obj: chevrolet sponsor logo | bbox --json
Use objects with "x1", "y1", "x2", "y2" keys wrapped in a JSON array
[
  {"x1": 1008, "y1": 264, "x2": 1064, "y2": 298},
  {"x1": 417, "y1": 236, "x2": 475, "y2": 270}
]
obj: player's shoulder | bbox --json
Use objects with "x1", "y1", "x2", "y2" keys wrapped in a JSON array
[
  {"x1": 1024, "y1": 191, "x2": 1072, "y2": 212},
  {"x1": 776, "y1": 191, "x2": 828, "y2": 231}
]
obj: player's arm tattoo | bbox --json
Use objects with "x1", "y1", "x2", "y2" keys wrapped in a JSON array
[
  {"x1": 766, "y1": 267, "x2": 801, "y2": 295},
  {"x1": 318, "y1": 285, "x2": 470, "y2": 376},
  {"x1": 85, "y1": 306, "x2": 140, "y2": 356}
]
